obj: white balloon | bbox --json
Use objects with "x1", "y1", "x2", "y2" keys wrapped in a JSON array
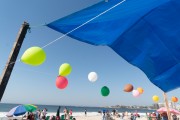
[
  {"x1": 88, "y1": 72, "x2": 98, "y2": 82},
  {"x1": 132, "y1": 90, "x2": 140, "y2": 97}
]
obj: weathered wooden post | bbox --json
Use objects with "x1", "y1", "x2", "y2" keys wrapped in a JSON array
[
  {"x1": 0, "y1": 22, "x2": 29, "y2": 102},
  {"x1": 163, "y1": 92, "x2": 171, "y2": 120}
]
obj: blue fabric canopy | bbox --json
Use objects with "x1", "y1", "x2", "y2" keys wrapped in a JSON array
[{"x1": 47, "y1": 0, "x2": 180, "y2": 92}]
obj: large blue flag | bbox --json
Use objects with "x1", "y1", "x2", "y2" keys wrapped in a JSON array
[{"x1": 47, "y1": 0, "x2": 180, "y2": 92}]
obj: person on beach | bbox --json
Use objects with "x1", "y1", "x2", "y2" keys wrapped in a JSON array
[
  {"x1": 122, "y1": 112, "x2": 125, "y2": 119},
  {"x1": 106, "y1": 110, "x2": 114, "y2": 120},
  {"x1": 147, "y1": 113, "x2": 151, "y2": 120},
  {"x1": 130, "y1": 113, "x2": 134, "y2": 120},
  {"x1": 85, "y1": 109, "x2": 87, "y2": 116},
  {"x1": 151, "y1": 112, "x2": 157, "y2": 120},
  {"x1": 56, "y1": 106, "x2": 61, "y2": 120},
  {"x1": 26, "y1": 112, "x2": 31, "y2": 120},
  {"x1": 172, "y1": 114, "x2": 177, "y2": 120},
  {"x1": 112, "y1": 109, "x2": 116, "y2": 116},
  {"x1": 35, "y1": 109, "x2": 41, "y2": 120},
  {"x1": 123, "y1": 111, "x2": 129, "y2": 120},
  {"x1": 102, "y1": 110, "x2": 106, "y2": 120},
  {"x1": 156, "y1": 112, "x2": 161, "y2": 120},
  {"x1": 161, "y1": 112, "x2": 168, "y2": 120},
  {"x1": 66, "y1": 109, "x2": 70, "y2": 120},
  {"x1": 64, "y1": 107, "x2": 67, "y2": 120},
  {"x1": 50, "y1": 115, "x2": 56, "y2": 120},
  {"x1": 40, "y1": 108, "x2": 47, "y2": 120},
  {"x1": 70, "y1": 109, "x2": 72, "y2": 116}
]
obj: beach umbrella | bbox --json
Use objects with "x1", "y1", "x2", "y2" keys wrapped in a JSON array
[
  {"x1": 7, "y1": 104, "x2": 37, "y2": 116},
  {"x1": 157, "y1": 107, "x2": 180, "y2": 115}
]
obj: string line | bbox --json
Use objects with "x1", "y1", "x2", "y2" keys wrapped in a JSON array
[
  {"x1": 42, "y1": 0, "x2": 126, "y2": 48},
  {"x1": 7, "y1": 0, "x2": 126, "y2": 66}
]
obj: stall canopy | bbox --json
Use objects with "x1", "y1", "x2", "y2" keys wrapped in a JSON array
[{"x1": 47, "y1": 0, "x2": 180, "y2": 92}]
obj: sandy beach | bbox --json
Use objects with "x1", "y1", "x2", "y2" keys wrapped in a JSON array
[
  {"x1": 0, "y1": 112, "x2": 148, "y2": 120},
  {"x1": 1, "y1": 112, "x2": 180, "y2": 120},
  {"x1": 74, "y1": 115, "x2": 147, "y2": 120}
]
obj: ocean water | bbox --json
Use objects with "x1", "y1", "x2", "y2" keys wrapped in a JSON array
[{"x1": 0, "y1": 103, "x2": 155, "y2": 113}]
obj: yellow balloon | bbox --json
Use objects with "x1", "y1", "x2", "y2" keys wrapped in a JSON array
[
  {"x1": 59, "y1": 63, "x2": 72, "y2": 76},
  {"x1": 137, "y1": 87, "x2": 144, "y2": 94},
  {"x1": 21, "y1": 46, "x2": 46, "y2": 66},
  {"x1": 152, "y1": 95, "x2": 159, "y2": 102}
]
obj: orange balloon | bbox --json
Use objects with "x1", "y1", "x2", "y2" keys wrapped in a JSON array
[
  {"x1": 137, "y1": 87, "x2": 144, "y2": 94},
  {"x1": 172, "y1": 96, "x2": 178, "y2": 102},
  {"x1": 123, "y1": 84, "x2": 133, "y2": 92}
]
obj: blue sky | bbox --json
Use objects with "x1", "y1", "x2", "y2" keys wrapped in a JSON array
[{"x1": 0, "y1": 0, "x2": 179, "y2": 107}]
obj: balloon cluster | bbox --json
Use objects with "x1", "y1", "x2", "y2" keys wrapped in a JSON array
[
  {"x1": 21, "y1": 47, "x2": 72, "y2": 90},
  {"x1": 88, "y1": 72, "x2": 110, "y2": 97},
  {"x1": 56, "y1": 63, "x2": 72, "y2": 89},
  {"x1": 123, "y1": 84, "x2": 144, "y2": 97},
  {"x1": 152, "y1": 96, "x2": 178, "y2": 103}
]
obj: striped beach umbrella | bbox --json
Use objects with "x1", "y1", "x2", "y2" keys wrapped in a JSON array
[{"x1": 6, "y1": 104, "x2": 37, "y2": 116}]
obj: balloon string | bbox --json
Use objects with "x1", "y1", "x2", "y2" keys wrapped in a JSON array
[
  {"x1": 15, "y1": 67, "x2": 55, "y2": 76},
  {"x1": 0, "y1": 63, "x2": 55, "y2": 76},
  {"x1": 4, "y1": 23, "x2": 46, "y2": 67},
  {"x1": 41, "y1": 0, "x2": 126, "y2": 49},
  {"x1": 29, "y1": 23, "x2": 47, "y2": 28},
  {"x1": 3, "y1": 0, "x2": 126, "y2": 67},
  {"x1": 3, "y1": 23, "x2": 45, "y2": 67}
]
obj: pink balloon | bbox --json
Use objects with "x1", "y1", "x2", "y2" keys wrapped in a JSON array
[
  {"x1": 56, "y1": 76, "x2": 68, "y2": 89},
  {"x1": 132, "y1": 90, "x2": 140, "y2": 97}
]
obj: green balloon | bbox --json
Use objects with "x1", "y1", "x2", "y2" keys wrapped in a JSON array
[
  {"x1": 59, "y1": 63, "x2": 72, "y2": 76},
  {"x1": 101, "y1": 86, "x2": 110, "y2": 97},
  {"x1": 21, "y1": 46, "x2": 46, "y2": 66}
]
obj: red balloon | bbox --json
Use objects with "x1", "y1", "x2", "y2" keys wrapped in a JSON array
[{"x1": 56, "y1": 76, "x2": 68, "y2": 89}]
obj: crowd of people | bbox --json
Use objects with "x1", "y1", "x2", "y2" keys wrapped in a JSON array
[
  {"x1": 12, "y1": 107, "x2": 180, "y2": 120},
  {"x1": 22, "y1": 107, "x2": 75, "y2": 120},
  {"x1": 63, "y1": 107, "x2": 74, "y2": 120},
  {"x1": 99, "y1": 110, "x2": 179, "y2": 120},
  {"x1": 23, "y1": 108, "x2": 47, "y2": 120},
  {"x1": 146, "y1": 112, "x2": 179, "y2": 120}
]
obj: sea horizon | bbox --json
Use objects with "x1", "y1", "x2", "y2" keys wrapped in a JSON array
[
  {"x1": 0, "y1": 103, "x2": 155, "y2": 113},
  {"x1": 0, "y1": 102, "x2": 155, "y2": 108}
]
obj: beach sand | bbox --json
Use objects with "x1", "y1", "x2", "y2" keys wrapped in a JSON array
[
  {"x1": 1, "y1": 112, "x2": 179, "y2": 120},
  {"x1": 74, "y1": 115, "x2": 147, "y2": 120}
]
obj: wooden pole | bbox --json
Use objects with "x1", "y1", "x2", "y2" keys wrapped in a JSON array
[
  {"x1": 174, "y1": 102, "x2": 176, "y2": 109},
  {"x1": 0, "y1": 22, "x2": 29, "y2": 102},
  {"x1": 163, "y1": 92, "x2": 171, "y2": 120}
]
